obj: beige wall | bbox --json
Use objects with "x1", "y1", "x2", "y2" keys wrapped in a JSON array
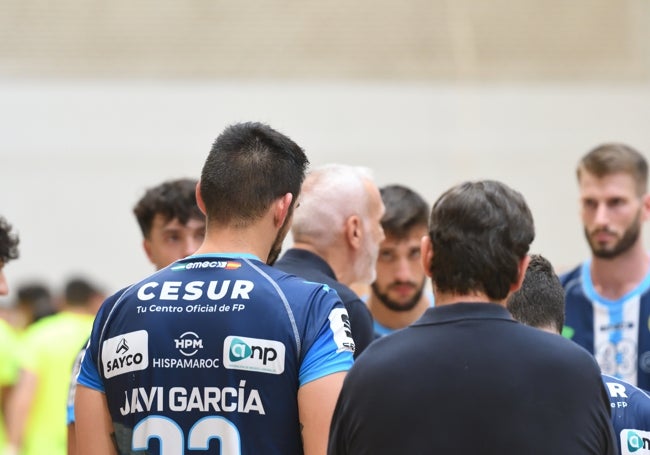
[
  {"x1": 0, "y1": 0, "x2": 648, "y2": 81},
  {"x1": 1, "y1": 1, "x2": 649, "y2": 298}
]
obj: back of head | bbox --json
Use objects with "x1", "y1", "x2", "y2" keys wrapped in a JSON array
[
  {"x1": 64, "y1": 276, "x2": 103, "y2": 308},
  {"x1": 200, "y1": 122, "x2": 308, "y2": 227},
  {"x1": 577, "y1": 143, "x2": 648, "y2": 195},
  {"x1": 380, "y1": 184, "x2": 429, "y2": 238},
  {"x1": 428, "y1": 180, "x2": 535, "y2": 300},
  {"x1": 133, "y1": 178, "x2": 203, "y2": 238},
  {"x1": 506, "y1": 254, "x2": 565, "y2": 333},
  {"x1": 0, "y1": 216, "x2": 19, "y2": 265},
  {"x1": 16, "y1": 282, "x2": 56, "y2": 323},
  {"x1": 292, "y1": 164, "x2": 374, "y2": 246}
]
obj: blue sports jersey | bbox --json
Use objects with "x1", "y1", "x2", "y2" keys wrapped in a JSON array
[
  {"x1": 364, "y1": 292, "x2": 435, "y2": 338},
  {"x1": 603, "y1": 374, "x2": 650, "y2": 454},
  {"x1": 562, "y1": 261, "x2": 650, "y2": 389},
  {"x1": 77, "y1": 253, "x2": 354, "y2": 455}
]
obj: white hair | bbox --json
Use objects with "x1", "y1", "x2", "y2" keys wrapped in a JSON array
[{"x1": 292, "y1": 164, "x2": 374, "y2": 248}]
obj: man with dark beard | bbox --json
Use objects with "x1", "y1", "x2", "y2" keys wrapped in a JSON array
[
  {"x1": 562, "y1": 143, "x2": 650, "y2": 390},
  {"x1": 366, "y1": 185, "x2": 433, "y2": 337}
]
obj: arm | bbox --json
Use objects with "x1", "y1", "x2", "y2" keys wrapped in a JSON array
[
  {"x1": 298, "y1": 371, "x2": 346, "y2": 455},
  {"x1": 67, "y1": 422, "x2": 77, "y2": 455},
  {"x1": 5, "y1": 369, "x2": 37, "y2": 452},
  {"x1": 74, "y1": 385, "x2": 116, "y2": 455}
]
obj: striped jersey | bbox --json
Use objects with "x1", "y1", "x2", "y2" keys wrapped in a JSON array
[{"x1": 562, "y1": 261, "x2": 650, "y2": 390}]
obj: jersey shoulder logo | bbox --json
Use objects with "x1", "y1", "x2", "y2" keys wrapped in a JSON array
[
  {"x1": 102, "y1": 330, "x2": 149, "y2": 379},
  {"x1": 223, "y1": 336, "x2": 285, "y2": 374},
  {"x1": 329, "y1": 307, "x2": 356, "y2": 353}
]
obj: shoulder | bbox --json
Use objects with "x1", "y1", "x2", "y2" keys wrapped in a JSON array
[{"x1": 559, "y1": 263, "x2": 583, "y2": 288}]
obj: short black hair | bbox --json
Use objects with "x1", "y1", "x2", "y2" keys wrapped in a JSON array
[
  {"x1": 200, "y1": 122, "x2": 308, "y2": 226},
  {"x1": 428, "y1": 180, "x2": 535, "y2": 301},
  {"x1": 0, "y1": 217, "x2": 19, "y2": 265},
  {"x1": 133, "y1": 178, "x2": 203, "y2": 238},
  {"x1": 507, "y1": 254, "x2": 565, "y2": 333},
  {"x1": 380, "y1": 185, "x2": 429, "y2": 238}
]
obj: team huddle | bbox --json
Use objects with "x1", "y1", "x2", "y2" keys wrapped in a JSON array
[{"x1": 1, "y1": 123, "x2": 649, "y2": 454}]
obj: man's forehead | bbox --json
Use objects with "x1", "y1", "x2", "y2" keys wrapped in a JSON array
[
  {"x1": 153, "y1": 214, "x2": 205, "y2": 230},
  {"x1": 382, "y1": 229, "x2": 427, "y2": 246},
  {"x1": 579, "y1": 171, "x2": 639, "y2": 195}
]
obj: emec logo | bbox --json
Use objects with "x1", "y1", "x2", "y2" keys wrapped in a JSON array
[{"x1": 223, "y1": 336, "x2": 285, "y2": 374}]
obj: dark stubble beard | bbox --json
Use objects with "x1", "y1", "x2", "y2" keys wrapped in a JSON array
[
  {"x1": 586, "y1": 210, "x2": 642, "y2": 260},
  {"x1": 371, "y1": 279, "x2": 426, "y2": 312},
  {"x1": 266, "y1": 207, "x2": 294, "y2": 266}
]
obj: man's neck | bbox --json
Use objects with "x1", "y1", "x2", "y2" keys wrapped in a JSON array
[
  {"x1": 291, "y1": 241, "x2": 355, "y2": 285},
  {"x1": 434, "y1": 291, "x2": 501, "y2": 307},
  {"x1": 195, "y1": 226, "x2": 272, "y2": 262},
  {"x1": 367, "y1": 293, "x2": 430, "y2": 331},
  {"x1": 590, "y1": 242, "x2": 650, "y2": 300}
]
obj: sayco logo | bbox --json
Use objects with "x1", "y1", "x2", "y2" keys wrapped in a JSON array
[
  {"x1": 223, "y1": 336, "x2": 285, "y2": 375},
  {"x1": 102, "y1": 330, "x2": 149, "y2": 379},
  {"x1": 171, "y1": 261, "x2": 242, "y2": 272},
  {"x1": 174, "y1": 331, "x2": 203, "y2": 357},
  {"x1": 624, "y1": 429, "x2": 650, "y2": 454}
]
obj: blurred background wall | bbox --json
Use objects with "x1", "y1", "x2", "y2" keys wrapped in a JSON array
[{"x1": 1, "y1": 0, "x2": 650, "y2": 298}]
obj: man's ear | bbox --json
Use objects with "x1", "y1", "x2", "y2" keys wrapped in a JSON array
[
  {"x1": 421, "y1": 235, "x2": 433, "y2": 278},
  {"x1": 274, "y1": 193, "x2": 294, "y2": 228},
  {"x1": 641, "y1": 193, "x2": 650, "y2": 222},
  {"x1": 142, "y1": 238, "x2": 154, "y2": 264},
  {"x1": 195, "y1": 181, "x2": 207, "y2": 216},
  {"x1": 510, "y1": 255, "x2": 531, "y2": 294},
  {"x1": 345, "y1": 215, "x2": 362, "y2": 249}
]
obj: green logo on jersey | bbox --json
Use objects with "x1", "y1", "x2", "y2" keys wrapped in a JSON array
[
  {"x1": 628, "y1": 430, "x2": 650, "y2": 452},
  {"x1": 561, "y1": 326, "x2": 575, "y2": 340},
  {"x1": 229, "y1": 338, "x2": 252, "y2": 362}
]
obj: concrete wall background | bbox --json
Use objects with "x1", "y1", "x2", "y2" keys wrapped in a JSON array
[{"x1": 1, "y1": 0, "x2": 650, "y2": 299}]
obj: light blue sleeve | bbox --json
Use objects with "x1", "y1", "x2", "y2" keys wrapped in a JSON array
[{"x1": 299, "y1": 305, "x2": 354, "y2": 386}]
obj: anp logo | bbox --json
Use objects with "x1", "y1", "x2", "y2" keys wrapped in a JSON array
[
  {"x1": 223, "y1": 336, "x2": 285, "y2": 374},
  {"x1": 228, "y1": 338, "x2": 253, "y2": 362},
  {"x1": 623, "y1": 429, "x2": 650, "y2": 454}
]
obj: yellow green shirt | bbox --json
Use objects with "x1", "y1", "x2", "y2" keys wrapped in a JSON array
[
  {"x1": 19, "y1": 312, "x2": 94, "y2": 455},
  {"x1": 0, "y1": 319, "x2": 18, "y2": 450}
]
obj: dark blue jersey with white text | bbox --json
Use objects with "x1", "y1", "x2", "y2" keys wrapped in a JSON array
[
  {"x1": 603, "y1": 374, "x2": 650, "y2": 454},
  {"x1": 562, "y1": 262, "x2": 650, "y2": 389},
  {"x1": 78, "y1": 253, "x2": 355, "y2": 455}
]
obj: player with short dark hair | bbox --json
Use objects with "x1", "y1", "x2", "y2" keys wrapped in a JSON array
[
  {"x1": 508, "y1": 254, "x2": 650, "y2": 455},
  {"x1": 76, "y1": 122, "x2": 355, "y2": 455},
  {"x1": 133, "y1": 178, "x2": 205, "y2": 270},
  {"x1": 366, "y1": 184, "x2": 432, "y2": 336}
]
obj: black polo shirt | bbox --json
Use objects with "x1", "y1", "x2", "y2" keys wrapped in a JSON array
[
  {"x1": 275, "y1": 248, "x2": 374, "y2": 358},
  {"x1": 328, "y1": 302, "x2": 617, "y2": 455}
]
